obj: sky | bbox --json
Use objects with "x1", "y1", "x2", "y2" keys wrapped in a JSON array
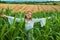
[{"x1": 1, "y1": 0, "x2": 60, "y2": 2}]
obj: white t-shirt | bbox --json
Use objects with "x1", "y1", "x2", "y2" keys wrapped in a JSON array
[{"x1": 7, "y1": 16, "x2": 51, "y2": 31}]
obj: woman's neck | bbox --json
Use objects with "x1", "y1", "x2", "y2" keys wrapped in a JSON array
[{"x1": 26, "y1": 18, "x2": 32, "y2": 21}]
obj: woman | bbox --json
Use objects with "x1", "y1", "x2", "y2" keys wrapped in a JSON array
[{"x1": 0, "y1": 11, "x2": 51, "y2": 40}]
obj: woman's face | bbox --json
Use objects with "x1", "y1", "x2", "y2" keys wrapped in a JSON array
[{"x1": 26, "y1": 12, "x2": 32, "y2": 19}]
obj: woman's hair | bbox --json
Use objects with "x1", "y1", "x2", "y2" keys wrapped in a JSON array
[
  {"x1": 25, "y1": 11, "x2": 32, "y2": 20},
  {"x1": 26, "y1": 11, "x2": 32, "y2": 14}
]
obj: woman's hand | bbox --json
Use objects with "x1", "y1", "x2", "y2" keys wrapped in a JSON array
[{"x1": 0, "y1": 14, "x2": 7, "y2": 17}]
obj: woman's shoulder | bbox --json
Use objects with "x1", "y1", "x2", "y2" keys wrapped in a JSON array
[
  {"x1": 32, "y1": 18, "x2": 41, "y2": 21},
  {"x1": 32, "y1": 18, "x2": 41, "y2": 20}
]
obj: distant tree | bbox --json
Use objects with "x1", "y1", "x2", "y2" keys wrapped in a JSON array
[{"x1": 53, "y1": 2, "x2": 57, "y2": 5}]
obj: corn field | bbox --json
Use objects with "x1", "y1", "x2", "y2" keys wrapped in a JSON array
[{"x1": 0, "y1": 8, "x2": 60, "y2": 40}]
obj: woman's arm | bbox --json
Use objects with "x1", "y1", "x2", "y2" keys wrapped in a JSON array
[
  {"x1": 33, "y1": 17, "x2": 51, "y2": 22},
  {"x1": 33, "y1": 17, "x2": 51, "y2": 27},
  {"x1": 8, "y1": 16, "x2": 22, "y2": 24},
  {"x1": 0, "y1": 14, "x2": 23, "y2": 24},
  {"x1": 33, "y1": 18, "x2": 46, "y2": 27},
  {"x1": 0, "y1": 14, "x2": 8, "y2": 18},
  {"x1": 8, "y1": 17, "x2": 24, "y2": 24}
]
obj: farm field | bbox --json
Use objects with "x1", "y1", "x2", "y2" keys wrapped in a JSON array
[
  {"x1": 0, "y1": 3, "x2": 60, "y2": 12},
  {"x1": 0, "y1": 7, "x2": 60, "y2": 40},
  {"x1": 0, "y1": 3, "x2": 60, "y2": 40}
]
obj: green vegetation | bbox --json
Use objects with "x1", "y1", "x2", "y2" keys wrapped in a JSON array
[{"x1": 0, "y1": 8, "x2": 60, "y2": 40}]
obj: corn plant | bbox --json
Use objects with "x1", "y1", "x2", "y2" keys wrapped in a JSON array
[{"x1": 0, "y1": 8, "x2": 60, "y2": 40}]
